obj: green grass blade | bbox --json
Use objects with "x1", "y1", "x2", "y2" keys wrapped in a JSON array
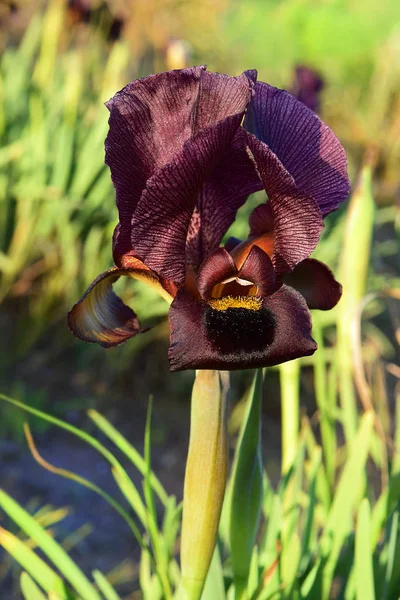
[
  {"x1": 20, "y1": 572, "x2": 48, "y2": 600},
  {"x1": 280, "y1": 360, "x2": 300, "y2": 474},
  {"x1": 0, "y1": 491, "x2": 100, "y2": 600},
  {"x1": 0, "y1": 394, "x2": 151, "y2": 524},
  {"x1": 24, "y1": 422, "x2": 143, "y2": 546},
  {"x1": 0, "y1": 526, "x2": 69, "y2": 599},
  {"x1": 88, "y1": 409, "x2": 169, "y2": 506},
  {"x1": 337, "y1": 163, "x2": 375, "y2": 443},
  {"x1": 92, "y1": 570, "x2": 121, "y2": 600},
  {"x1": 321, "y1": 411, "x2": 374, "y2": 596},
  {"x1": 355, "y1": 498, "x2": 375, "y2": 600},
  {"x1": 229, "y1": 369, "x2": 264, "y2": 598},
  {"x1": 201, "y1": 545, "x2": 225, "y2": 600}
]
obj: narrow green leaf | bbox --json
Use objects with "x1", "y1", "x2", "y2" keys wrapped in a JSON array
[
  {"x1": 321, "y1": 412, "x2": 374, "y2": 596},
  {"x1": 247, "y1": 546, "x2": 259, "y2": 600},
  {"x1": 88, "y1": 409, "x2": 169, "y2": 506},
  {"x1": 337, "y1": 163, "x2": 375, "y2": 443},
  {"x1": 20, "y1": 572, "x2": 47, "y2": 600},
  {"x1": 280, "y1": 360, "x2": 300, "y2": 474},
  {"x1": 0, "y1": 490, "x2": 100, "y2": 600},
  {"x1": 381, "y1": 509, "x2": 399, "y2": 600},
  {"x1": 229, "y1": 370, "x2": 264, "y2": 598},
  {"x1": 201, "y1": 545, "x2": 225, "y2": 600},
  {"x1": 92, "y1": 570, "x2": 121, "y2": 600},
  {"x1": 355, "y1": 499, "x2": 375, "y2": 600},
  {"x1": 0, "y1": 526, "x2": 68, "y2": 599}
]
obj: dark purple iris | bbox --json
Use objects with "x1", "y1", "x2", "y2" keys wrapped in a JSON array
[
  {"x1": 290, "y1": 65, "x2": 324, "y2": 113},
  {"x1": 68, "y1": 66, "x2": 349, "y2": 371}
]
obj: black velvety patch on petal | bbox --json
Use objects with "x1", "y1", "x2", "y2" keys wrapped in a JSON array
[
  {"x1": 168, "y1": 286, "x2": 317, "y2": 371},
  {"x1": 204, "y1": 306, "x2": 276, "y2": 354}
]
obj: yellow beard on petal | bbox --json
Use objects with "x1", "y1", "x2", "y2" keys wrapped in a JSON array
[{"x1": 208, "y1": 295, "x2": 263, "y2": 311}]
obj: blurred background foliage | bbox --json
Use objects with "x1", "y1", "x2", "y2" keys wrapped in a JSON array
[{"x1": 0, "y1": 0, "x2": 400, "y2": 597}]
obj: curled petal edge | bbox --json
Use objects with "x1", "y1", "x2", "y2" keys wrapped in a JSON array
[{"x1": 68, "y1": 266, "x2": 173, "y2": 348}]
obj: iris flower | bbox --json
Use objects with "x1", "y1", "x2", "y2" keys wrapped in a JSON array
[{"x1": 68, "y1": 66, "x2": 349, "y2": 371}]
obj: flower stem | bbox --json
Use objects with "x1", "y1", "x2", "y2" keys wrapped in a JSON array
[{"x1": 180, "y1": 370, "x2": 229, "y2": 600}]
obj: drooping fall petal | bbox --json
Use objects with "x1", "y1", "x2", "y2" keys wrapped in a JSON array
[
  {"x1": 284, "y1": 258, "x2": 342, "y2": 310},
  {"x1": 68, "y1": 266, "x2": 173, "y2": 347},
  {"x1": 244, "y1": 80, "x2": 350, "y2": 216},
  {"x1": 168, "y1": 285, "x2": 316, "y2": 371}
]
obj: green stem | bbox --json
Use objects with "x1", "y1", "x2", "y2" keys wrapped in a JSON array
[{"x1": 180, "y1": 370, "x2": 230, "y2": 600}]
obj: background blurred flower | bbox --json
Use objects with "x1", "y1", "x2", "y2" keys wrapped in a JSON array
[
  {"x1": 68, "y1": 66, "x2": 349, "y2": 371},
  {"x1": 290, "y1": 65, "x2": 324, "y2": 112}
]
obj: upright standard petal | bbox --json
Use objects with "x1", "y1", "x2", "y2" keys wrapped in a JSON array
[
  {"x1": 130, "y1": 114, "x2": 248, "y2": 284},
  {"x1": 168, "y1": 286, "x2": 317, "y2": 371},
  {"x1": 106, "y1": 67, "x2": 206, "y2": 262},
  {"x1": 185, "y1": 133, "x2": 263, "y2": 269},
  {"x1": 244, "y1": 81, "x2": 350, "y2": 216},
  {"x1": 245, "y1": 133, "x2": 324, "y2": 274},
  {"x1": 68, "y1": 266, "x2": 173, "y2": 347},
  {"x1": 107, "y1": 68, "x2": 256, "y2": 281}
]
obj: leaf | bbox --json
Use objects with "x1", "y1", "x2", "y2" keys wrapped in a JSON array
[
  {"x1": 201, "y1": 545, "x2": 226, "y2": 600},
  {"x1": 20, "y1": 572, "x2": 47, "y2": 600},
  {"x1": 92, "y1": 571, "x2": 121, "y2": 600},
  {"x1": 87, "y1": 409, "x2": 169, "y2": 506},
  {"x1": 229, "y1": 369, "x2": 264, "y2": 597},
  {"x1": 0, "y1": 490, "x2": 100, "y2": 600},
  {"x1": 320, "y1": 412, "x2": 374, "y2": 596},
  {"x1": 0, "y1": 526, "x2": 69, "y2": 599},
  {"x1": 355, "y1": 499, "x2": 375, "y2": 600}
]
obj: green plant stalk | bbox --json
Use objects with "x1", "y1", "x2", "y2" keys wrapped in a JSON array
[
  {"x1": 180, "y1": 370, "x2": 229, "y2": 600},
  {"x1": 229, "y1": 370, "x2": 264, "y2": 600},
  {"x1": 337, "y1": 163, "x2": 375, "y2": 443},
  {"x1": 280, "y1": 360, "x2": 300, "y2": 474}
]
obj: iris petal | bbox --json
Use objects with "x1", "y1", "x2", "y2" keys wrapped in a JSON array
[
  {"x1": 130, "y1": 114, "x2": 245, "y2": 284},
  {"x1": 240, "y1": 245, "x2": 277, "y2": 296},
  {"x1": 168, "y1": 285, "x2": 317, "y2": 371},
  {"x1": 197, "y1": 247, "x2": 237, "y2": 300},
  {"x1": 284, "y1": 258, "x2": 342, "y2": 310},
  {"x1": 186, "y1": 133, "x2": 263, "y2": 268},
  {"x1": 106, "y1": 67, "x2": 256, "y2": 277},
  {"x1": 68, "y1": 266, "x2": 173, "y2": 348},
  {"x1": 245, "y1": 133, "x2": 324, "y2": 274},
  {"x1": 244, "y1": 80, "x2": 350, "y2": 216},
  {"x1": 107, "y1": 66, "x2": 206, "y2": 263}
]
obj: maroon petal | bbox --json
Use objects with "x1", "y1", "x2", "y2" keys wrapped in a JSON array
[
  {"x1": 239, "y1": 245, "x2": 277, "y2": 296},
  {"x1": 168, "y1": 285, "x2": 317, "y2": 371},
  {"x1": 245, "y1": 133, "x2": 324, "y2": 274},
  {"x1": 185, "y1": 134, "x2": 263, "y2": 268},
  {"x1": 107, "y1": 68, "x2": 256, "y2": 267},
  {"x1": 244, "y1": 81, "x2": 350, "y2": 216},
  {"x1": 197, "y1": 247, "x2": 237, "y2": 300},
  {"x1": 68, "y1": 266, "x2": 172, "y2": 347},
  {"x1": 248, "y1": 202, "x2": 274, "y2": 236},
  {"x1": 284, "y1": 258, "x2": 342, "y2": 310},
  {"x1": 185, "y1": 71, "x2": 262, "y2": 268},
  {"x1": 106, "y1": 67, "x2": 206, "y2": 262},
  {"x1": 130, "y1": 114, "x2": 245, "y2": 284},
  {"x1": 195, "y1": 70, "x2": 256, "y2": 131}
]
